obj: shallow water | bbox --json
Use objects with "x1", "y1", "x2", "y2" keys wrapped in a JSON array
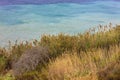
[{"x1": 0, "y1": 1, "x2": 120, "y2": 47}]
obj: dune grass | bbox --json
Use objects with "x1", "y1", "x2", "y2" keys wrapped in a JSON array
[
  {"x1": 47, "y1": 44, "x2": 120, "y2": 80},
  {"x1": 0, "y1": 24, "x2": 120, "y2": 80}
]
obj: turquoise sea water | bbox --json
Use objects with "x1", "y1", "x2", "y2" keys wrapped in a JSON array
[{"x1": 0, "y1": 1, "x2": 120, "y2": 47}]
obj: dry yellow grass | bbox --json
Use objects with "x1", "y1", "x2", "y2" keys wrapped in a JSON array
[{"x1": 47, "y1": 44, "x2": 120, "y2": 80}]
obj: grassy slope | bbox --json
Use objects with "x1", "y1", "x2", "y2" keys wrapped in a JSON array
[{"x1": 0, "y1": 24, "x2": 120, "y2": 80}]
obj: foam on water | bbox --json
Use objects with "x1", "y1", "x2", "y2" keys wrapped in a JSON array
[{"x1": 0, "y1": 1, "x2": 120, "y2": 47}]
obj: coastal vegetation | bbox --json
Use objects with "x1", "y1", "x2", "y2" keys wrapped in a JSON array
[{"x1": 0, "y1": 24, "x2": 120, "y2": 80}]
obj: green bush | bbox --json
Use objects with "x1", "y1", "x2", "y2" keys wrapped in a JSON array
[
  {"x1": 0, "y1": 54, "x2": 7, "y2": 73},
  {"x1": 40, "y1": 25, "x2": 120, "y2": 57}
]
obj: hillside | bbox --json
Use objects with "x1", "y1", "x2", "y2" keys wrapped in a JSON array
[{"x1": 0, "y1": 24, "x2": 120, "y2": 80}]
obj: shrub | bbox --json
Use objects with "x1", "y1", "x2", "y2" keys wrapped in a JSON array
[
  {"x1": 9, "y1": 41, "x2": 33, "y2": 62},
  {"x1": 0, "y1": 54, "x2": 7, "y2": 73},
  {"x1": 12, "y1": 46, "x2": 49, "y2": 77},
  {"x1": 40, "y1": 34, "x2": 77, "y2": 57},
  {"x1": 40, "y1": 25, "x2": 120, "y2": 57}
]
